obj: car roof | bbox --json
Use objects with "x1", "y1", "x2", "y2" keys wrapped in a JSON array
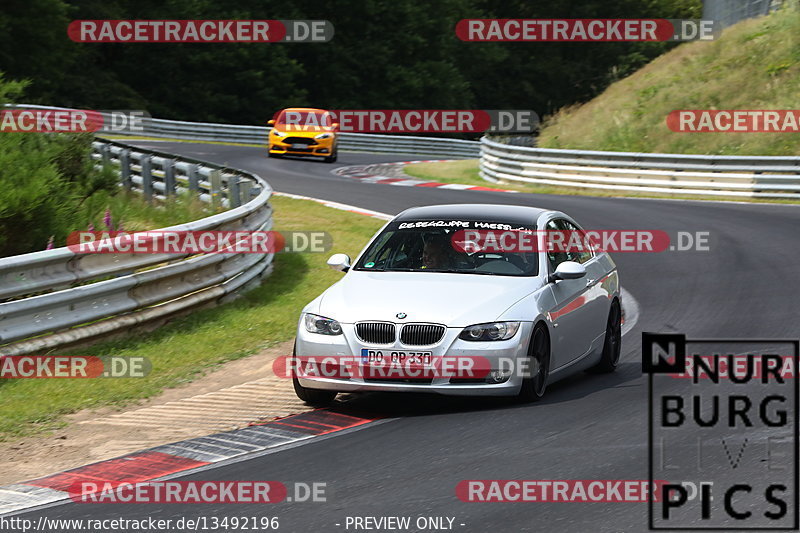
[
  {"x1": 394, "y1": 204, "x2": 551, "y2": 225},
  {"x1": 279, "y1": 107, "x2": 328, "y2": 113}
]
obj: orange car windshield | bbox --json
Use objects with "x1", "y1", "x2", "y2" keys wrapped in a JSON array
[{"x1": 275, "y1": 111, "x2": 332, "y2": 131}]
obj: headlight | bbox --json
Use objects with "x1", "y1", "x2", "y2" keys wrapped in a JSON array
[
  {"x1": 304, "y1": 313, "x2": 343, "y2": 335},
  {"x1": 459, "y1": 321, "x2": 520, "y2": 341},
  {"x1": 315, "y1": 132, "x2": 332, "y2": 139},
  {"x1": 271, "y1": 129, "x2": 286, "y2": 137}
]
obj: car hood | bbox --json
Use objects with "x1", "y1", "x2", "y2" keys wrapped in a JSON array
[
  {"x1": 317, "y1": 271, "x2": 541, "y2": 326},
  {"x1": 273, "y1": 127, "x2": 332, "y2": 135}
]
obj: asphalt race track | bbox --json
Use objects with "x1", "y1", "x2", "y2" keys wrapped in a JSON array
[{"x1": 18, "y1": 142, "x2": 800, "y2": 532}]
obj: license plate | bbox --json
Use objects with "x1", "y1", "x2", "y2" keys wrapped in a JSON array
[
  {"x1": 360, "y1": 349, "x2": 432, "y2": 366},
  {"x1": 291, "y1": 144, "x2": 308, "y2": 149}
]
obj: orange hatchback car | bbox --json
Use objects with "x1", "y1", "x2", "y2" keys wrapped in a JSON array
[{"x1": 268, "y1": 108, "x2": 338, "y2": 163}]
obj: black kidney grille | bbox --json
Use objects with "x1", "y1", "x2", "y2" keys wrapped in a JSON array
[
  {"x1": 356, "y1": 322, "x2": 395, "y2": 344},
  {"x1": 400, "y1": 324, "x2": 446, "y2": 346}
]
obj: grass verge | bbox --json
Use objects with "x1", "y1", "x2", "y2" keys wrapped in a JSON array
[
  {"x1": 76, "y1": 190, "x2": 217, "y2": 237},
  {"x1": 403, "y1": 160, "x2": 800, "y2": 205},
  {"x1": 0, "y1": 195, "x2": 383, "y2": 440}
]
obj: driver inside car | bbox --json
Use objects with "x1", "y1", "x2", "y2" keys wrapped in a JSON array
[{"x1": 421, "y1": 233, "x2": 452, "y2": 269}]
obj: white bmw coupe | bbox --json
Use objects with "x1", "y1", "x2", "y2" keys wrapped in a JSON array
[{"x1": 293, "y1": 204, "x2": 621, "y2": 405}]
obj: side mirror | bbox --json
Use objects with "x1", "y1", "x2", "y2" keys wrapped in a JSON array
[
  {"x1": 331, "y1": 122, "x2": 340, "y2": 132},
  {"x1": 327, "y1": 253, "x2": 351, "y2": 272},
  {"x1": 550, "y1": 261, "x2": 586, "y2": 282},
  {"x1": 267, "y1": 119, "x2": 275, "y2": 127}
]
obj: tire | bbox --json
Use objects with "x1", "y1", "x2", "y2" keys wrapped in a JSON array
[
  {"x1": 518, "y1": 324, "x2": 550, "y2": 402},
  {"x1": 293, "y1": 376, "x2": 337, "y2": 406},
  {"x1": 324, "y1": 147, "x2": 338, "y2": 163},
  {"x1": 268, "y1": 151, "x2": 281, "y2": 159},
  {"x1": 589, "y1": 300, "x2": 622, "y2": 374},
  {"x1": 291, "y1": 344, "x2": 337, "y2": 407}
]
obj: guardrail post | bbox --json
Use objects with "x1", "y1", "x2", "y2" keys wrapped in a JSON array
[
  {"x1": 187, "y1": 163, "x2": 200, "y2": 195},
  {"x1": 239, "y1": 180, "x2": 252, "y2": 205},
  {"x1": 120, "y1": 149, "x2": 132, "y2": 190},
  {"x1": 141, "y1": 155, "x2": 153, "y2": 202},
  {"x1": 228, "y1": 176, "x2": 241, "y2": 208},
  {"x1": 209, "y1": 169, "x2": 222, "y2": 209},
  {"x1": 163, "y1": 159, "x2": 176, "y2": 197},
  {"x1": 99, "y1": 144, "x2": 111, "y2": 167}
]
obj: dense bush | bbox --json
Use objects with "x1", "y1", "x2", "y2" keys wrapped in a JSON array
[
  {"x1": 0, "y1": 76, "x2": 118, "y2": 257},
  {"x1": 0, "y1": 132, "x2": 119, "y2": 257}
]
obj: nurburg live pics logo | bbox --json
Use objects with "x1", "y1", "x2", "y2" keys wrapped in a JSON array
[{"x1": 643, "y1": 332, "x2": 799, "y2": 530}]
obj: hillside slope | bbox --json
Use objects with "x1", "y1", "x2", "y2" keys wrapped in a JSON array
[{"x1": 538, "y1": 8, "x2": 799, "y2": 155}]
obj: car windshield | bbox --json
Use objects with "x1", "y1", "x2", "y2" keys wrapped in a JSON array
[
  {"x1": 275, "y1": 110, "x2": 332, "y2": 130},
  {"x1": 353, "y1": 221, "x2": 538, "y2": 276}
]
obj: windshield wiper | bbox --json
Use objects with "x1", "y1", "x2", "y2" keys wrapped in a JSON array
[
  {"x1": 419, "y1": 268, "x2": 496, "y2": 275},
  {"x1": 378, "y1": 267, "x2": 527, "y2": 276}
]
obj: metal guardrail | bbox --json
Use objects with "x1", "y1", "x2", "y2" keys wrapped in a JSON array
[
  {"x1": 140, "y1": 116, "x2": 482, "y2": 158},
  {"x1": 6, "y1": 104, "x2": 481, "y2": 159},
  {"x1": 703, "y1": 0, "x2": 787, "y2": 30},
  {"x1": 0, "y1": 139, "x2": 274, "y2": 356},
  {"x1": 480, "y1": 137, "x2": 800, "y2": 198}
]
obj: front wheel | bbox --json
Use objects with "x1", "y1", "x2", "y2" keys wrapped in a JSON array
[
  {"x1": 589, "y1": 300, "x2": 622, "y2": 373},
  {"x1": 292, "y1": 344, "x2": 337, "y2": 406},
  {"x1": 518, "y1": 324, "x2": 550, "y2": 402},
  {"x1": 324, "y1": 148, "x2": 338, "y2": 163},
  {"x1": 293, "y1": 375, "x2": 337, "y2": 406}
]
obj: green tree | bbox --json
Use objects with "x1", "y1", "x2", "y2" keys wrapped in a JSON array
[{"x1": 0, "y1": 0, "x2": 700, "y2": 122}]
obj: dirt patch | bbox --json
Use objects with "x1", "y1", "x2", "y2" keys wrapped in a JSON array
[{"x1": 0, "y1": 340, "x2": 311, "y2": 485}]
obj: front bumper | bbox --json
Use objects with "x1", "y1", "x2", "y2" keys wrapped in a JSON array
[
  {"x1": 294, "y1": 322, "x2": 534, "y2": 396},
  {"x1": 269, "y1": 135, "x2": 335, "y2": 157}
]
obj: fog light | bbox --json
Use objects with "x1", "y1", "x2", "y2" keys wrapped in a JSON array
[
  {"x1": 318, "y1": 148, "x2": 329, "y2": 153},
  {"x1": 486, "y1": 369, "x2": 512, "y2": 384}
]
